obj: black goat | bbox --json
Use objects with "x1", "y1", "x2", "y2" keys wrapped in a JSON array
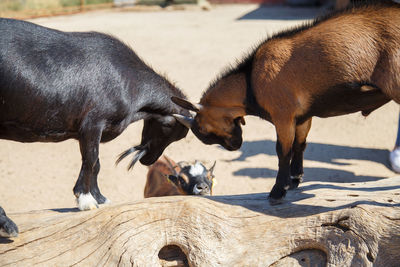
[{"x1": 0, "y1": 18, "x2": 190, "y2": 237}]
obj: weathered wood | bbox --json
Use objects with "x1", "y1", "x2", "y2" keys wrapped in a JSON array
[{"x1": 1, "y1": 177, "x2": 399, "y2": 267}]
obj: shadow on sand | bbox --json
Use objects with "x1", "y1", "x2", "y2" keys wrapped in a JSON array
[
  {"x1": 206, "y1": 182, "x2": 400, "y2": 218},
  {"x1": 50, "y1": 207, "x2": 80, "y2": 213},
  {"x1": 230, "y1": 139, "x2": 391, "y2": 183},
  {"x1": 237, "y1": 5, "x2": 328, "y2": 21}
]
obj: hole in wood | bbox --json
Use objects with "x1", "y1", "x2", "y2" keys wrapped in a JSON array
[
  {"x1": 158, "y1": 245, "x2": 189, "y2": 267},
  {"x1": 348, "y1": 194, "x2": 359, "y2": 197},
  {"x1": 367, "y1": 252, "x2": 375, "y2": 262},
  {"x1": 272, "y1": 249, "x2": 327, "y2": 266}
]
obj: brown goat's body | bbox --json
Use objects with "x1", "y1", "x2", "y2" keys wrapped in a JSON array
[
  {"x1": 144, "y1": 156, "x2": 185, "y2": 198},
  {"x1": 253, "y1": 6, "x2": 400, "y2": 121},
  {"x1": 173, "y1": 2, "x2": 400, "y2": 204},
  {"x1": 250, "y1": 3, "x2": 400, "y2": 202}
]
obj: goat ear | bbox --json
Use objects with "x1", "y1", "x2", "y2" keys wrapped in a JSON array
[
  {"x1": 167, "y1": 175, "x2": 180, "y2": 186},
  {"x1": 171, "y1": 97, "x2": 202, "y2": 112},
  {"x1": 167, "y1": 174, "x2": 187, "y2": 187}
]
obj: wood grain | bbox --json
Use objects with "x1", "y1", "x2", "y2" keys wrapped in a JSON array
[{"x1": 1, "y1": 177, "x2": 399, "y2": 266}]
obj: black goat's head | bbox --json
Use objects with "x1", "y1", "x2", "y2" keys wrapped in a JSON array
[{"x1": 116, "y1": 114, "x2": 189, "y2": 169}]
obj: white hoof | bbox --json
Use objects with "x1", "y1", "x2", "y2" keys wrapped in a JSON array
[{"x1": 77, "y1": 193, "x2": 99, "y2": 211}]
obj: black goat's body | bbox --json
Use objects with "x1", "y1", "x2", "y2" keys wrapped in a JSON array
[
  {"x1": 0, "y1": 18, "x2": 189, "y2": 231},
  {"x1": 0, "y1": 19, "x2": 151, "y2": 144}
]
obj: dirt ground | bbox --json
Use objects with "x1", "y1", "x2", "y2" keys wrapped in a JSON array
[{"x1": 1, "y1": 4, "x2": 399, "y2": 214}]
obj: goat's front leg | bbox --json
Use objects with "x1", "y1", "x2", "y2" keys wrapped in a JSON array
[
  {"x1": 269, "y1": 119, "x2": 296, "y2": 205},
  {"x1": 290, "y1": 118, "x2": 312, "y2": 189},
  {"x1": 0, "y1": 206, "x2": 18, "y2": 238},
  {"x1": 73, "y1": 126, "x2": 108, "y2": 210},
  {"x1": 89, "y1": 159, "x2": 110, "y2": 205}
]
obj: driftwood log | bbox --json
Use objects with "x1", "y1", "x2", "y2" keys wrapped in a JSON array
[{"x1": 1, "y1": 177, "x2": 399, "y2": 267}]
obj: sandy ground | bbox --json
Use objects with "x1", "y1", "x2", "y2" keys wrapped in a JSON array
[{"x1": 1, "y1": 4, "x2": 399, "y2": 214}]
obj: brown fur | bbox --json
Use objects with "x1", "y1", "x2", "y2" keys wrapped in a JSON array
[
  {"x1": 335, "y1": 0, "x2": 350, "y2": 10},
  {"x1": 173, "y1": 2, "x2": 400, "y2": 203},
  {"x1": 144, "y1": 156, "x2": 188, "y2": 197}
]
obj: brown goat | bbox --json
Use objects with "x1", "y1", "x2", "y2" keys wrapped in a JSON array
[
  {"x1": 144, "y1": 155, "x2": 216, "y2": 198},
  {"x1": 172, "y1": 1, "x2": 400, "y2": 204}
]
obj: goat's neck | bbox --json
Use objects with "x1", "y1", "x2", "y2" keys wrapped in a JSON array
[
  {"x1": 200, "y1": 72, "x2": 247, "y2": 115},
  {"x1": 137, "y1": 79, "x2": 189, "y2": 118}
]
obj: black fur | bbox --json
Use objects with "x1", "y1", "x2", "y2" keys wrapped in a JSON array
[
  {"x1": 0, "y1": 206, "x2": 18, "y2": 238},
  {"x1": 0, "y1": 18, "x2": 189, "y2": 212}
]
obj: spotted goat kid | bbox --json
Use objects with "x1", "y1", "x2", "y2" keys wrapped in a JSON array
[{"x1": 144, "y1": 155, "x2": 216, "y2": 197}]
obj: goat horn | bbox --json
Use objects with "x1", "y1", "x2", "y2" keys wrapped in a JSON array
[
  {"x1": 194, "y1": 103, "x2": 203, "y2": 111},
  {"x1": 209, "y1": 160, "x2": 216, "y2": 173},
  {"x1": 164, "y1": 156, "x2": 179, "y2": 176},
  {"x1": 173, "y1": 114, "x2": 193, "y2": 129}
]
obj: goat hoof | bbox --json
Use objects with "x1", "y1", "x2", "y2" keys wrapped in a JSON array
[
  {"x1": 268, "y1": 185, "x2": 287, "y2": 205},
  {"x1": 0, "y1": 219, "x2": 19, "y2": 238},
  {"x1": 289, "y1": 175, "x2": 303, "y2": 189},
  {"x1": 77, "y1": 193, "x2": 99, "y2": 211},
  {"x1": 91, "y1": 191, "x2": 110, "y2": 205},
  {"x1": 268, "y1": 196, "x2": 285, "y2": 205}
]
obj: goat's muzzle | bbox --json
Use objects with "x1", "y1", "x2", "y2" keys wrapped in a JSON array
[{"x1": 193, "y1": 183, "x2": 211, "y2": 195}]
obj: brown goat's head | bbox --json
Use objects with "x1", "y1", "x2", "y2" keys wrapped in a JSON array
[
  {"x1": 171, "y1": 97, "x2": 245, "y2": 151},
  {"x1": 167, "y1": 160, "x2": 217, "y2": 196}
]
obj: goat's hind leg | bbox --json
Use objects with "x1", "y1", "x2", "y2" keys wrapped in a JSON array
[
  {"x1": 0, "y1": 206, "x2": 18, "y2": 238},
  {"x1": 289, "y1": 118, "x2": 312, "y2": 189}
]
